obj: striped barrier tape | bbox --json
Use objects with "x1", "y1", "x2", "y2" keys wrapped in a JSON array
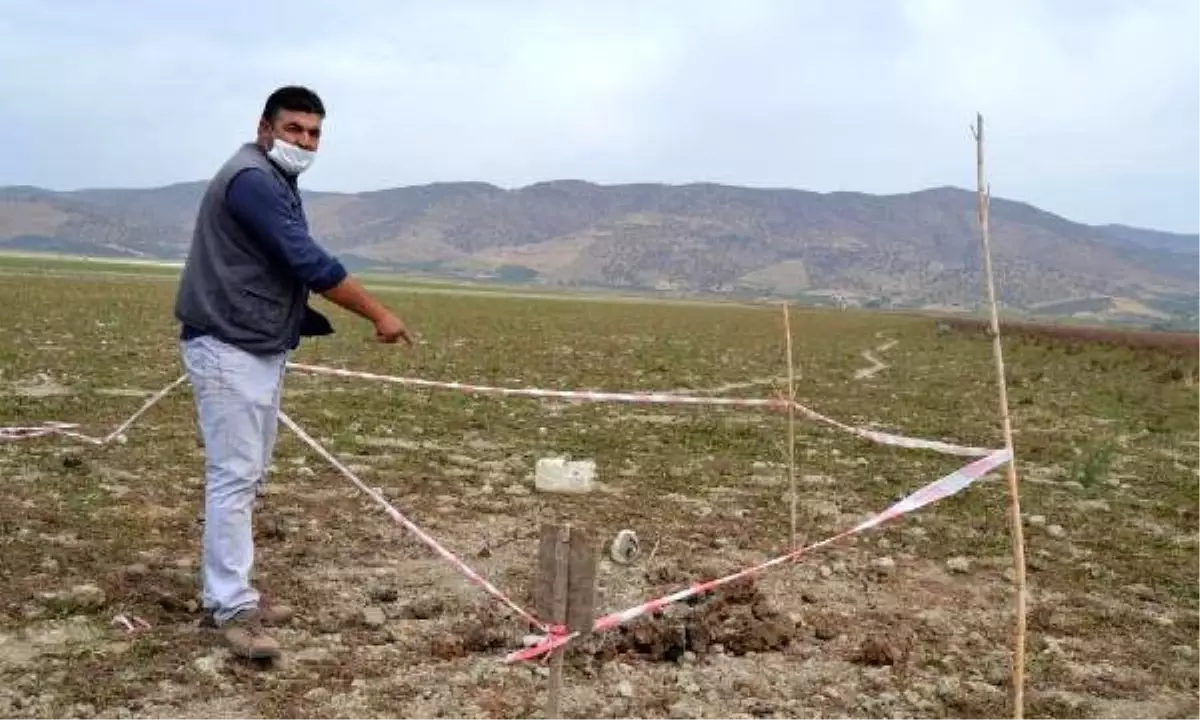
[
  {"x1": 278, "y1": 411, "x2": 551, "y2": 632},
  {"x1": 100, "y1": 375, "x2": 189, "y2": 444},
  {"x1": 0, "y1": 375, "x2": 187, "y2": 446},
  {"x1": 285, "y1": 362, "x2": 997, "y2": 457},
  {"x1": 285, "y1": 362, "x2": 786, "y2": 409},
  {"x1": 4, "y1": 364, "x2": 996, "y2": 459},
  {"x1": 503, "y1": 447, "x2": 1013, "y2": 664}
]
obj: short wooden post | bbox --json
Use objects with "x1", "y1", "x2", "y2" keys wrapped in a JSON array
[{"x1": 536, "y1": 523, "x2": 596, "y2": 720}]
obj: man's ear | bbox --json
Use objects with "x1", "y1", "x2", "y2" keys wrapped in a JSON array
[{"x1": 256, "y1": 118, "x2": 272, "y2": 143}]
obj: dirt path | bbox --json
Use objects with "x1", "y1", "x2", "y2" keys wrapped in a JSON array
[{"x1": 853, "y1": 333, "x2": 899, "y2": 381}]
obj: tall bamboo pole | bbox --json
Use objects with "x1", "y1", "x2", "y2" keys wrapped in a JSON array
[
  {"x1": 782, "y1": 303, "x2": 798, "y2": 549},
  {"x1": 971, "y1": 112, "x2": 1027, "y2": 719}
]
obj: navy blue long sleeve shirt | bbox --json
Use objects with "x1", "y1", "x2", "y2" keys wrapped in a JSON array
[
  {"x1": 224, "y1": 168, "x2": 348, "y2": 293},
  {"x1": 180, "y1": 167, "x2": 345, "y2": 345}
]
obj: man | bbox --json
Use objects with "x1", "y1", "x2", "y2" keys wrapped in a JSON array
[{"x1": 174, "y1": 85, "x2": 412, "y2": 660}]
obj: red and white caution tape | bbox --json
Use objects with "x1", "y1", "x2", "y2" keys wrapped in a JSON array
[
  {"x1": 0, "y1": 421, "x2": 110, "y2": 445},
  {"x1": 5, "y1": 363, "x2": 996, "y2": 458},
  {"x1": 0, "y1": 422, "x2": 81, "y2": 441},
  {"x1": 100, "y1": 375, "x2": 189, "y2": 443},
  {"x1": 278, "y1": 411, "x2": 550, "y2": 632},
  {"x1": 286, "y1": 362, "x2": 786, "y2": 409},
  {"x1": 787, "y1": 403, "x2": 993, "y2": 457},
  {"x1": 0, "y1": 375, "x2": 187, "y2": 445},
  {"x1": 111, "y1": 614, "x2": 152, "y2": 633},
  {"x1": 285, "y1": 362, "x2": 996, "y2": 457},
  {"x1": 503, "y1": 447, "x2": 1013, "y2": 664}
]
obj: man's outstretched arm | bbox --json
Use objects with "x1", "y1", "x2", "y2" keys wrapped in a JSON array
[
  {"x1": 320, "y1": 275, "x2": 411, "y2": 344},
  {"x1": 225, "y1": 168, "x2": 412, "y2": 344}
]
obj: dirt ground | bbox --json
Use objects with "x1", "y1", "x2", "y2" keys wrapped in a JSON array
[{"x1": 1, "y1": 274, "x2": 1197, "y2": 719}]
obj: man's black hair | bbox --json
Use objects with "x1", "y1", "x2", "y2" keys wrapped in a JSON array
[{"x1": 262, "y1": 85, "x2": 325, "y2": 121}]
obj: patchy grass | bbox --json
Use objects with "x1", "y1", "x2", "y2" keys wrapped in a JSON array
[{"x1": 0, "y1": 272, "x2": 1196, "y2": 719}]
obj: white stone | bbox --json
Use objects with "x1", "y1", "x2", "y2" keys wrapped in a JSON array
[
  {"x1": 361, "y1": 607, "x2": 386, "y2": 628},
  {"x1": 871, "y1": 557, "x2": 896, "y2": 574},
  {"x1": 946, "y1": 556, "x2": 971, "y2": 573},
  {"x1": 610, "y1": 530, "x2": 640, "y2": 565}
]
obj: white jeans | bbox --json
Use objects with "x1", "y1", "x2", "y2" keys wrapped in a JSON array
[{"x1": 180, "y1": 335, "x2": 287, "y2": 624}]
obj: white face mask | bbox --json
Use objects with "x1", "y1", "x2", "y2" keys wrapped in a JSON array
[{"x1": 266, "y1": 137, "x2": 316, "y2": 175}]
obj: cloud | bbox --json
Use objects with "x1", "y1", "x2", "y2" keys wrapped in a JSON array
[{"x1": 0, "y1": 0, "x2": 1196, "y2": 232}]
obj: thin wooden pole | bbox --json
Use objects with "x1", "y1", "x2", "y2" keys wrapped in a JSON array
[
  {"x1": 782, "y1": 302, "x2": 798, "y2": 549},
  {"x1": 971, "y1": 112, "x2": 1027, "y2": 719},
  {"x1": 536, "y1": 523, "x2": 595, "y2": 720},
  {"x1": 543, "y1": 524, "x2": 570, "y2": 719}
]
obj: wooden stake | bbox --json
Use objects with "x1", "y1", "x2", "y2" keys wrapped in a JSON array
[
  {"x1": 782, "y1": 302, "x2": 798, "y2": 549},
  {"x1": 970, "y1": 112, "x2": 1027, "y2": 719},
  {"x1": 538, "y1": 524, "x2": 571, "y2": 719},
  {"x1": 536, "y1": 524, "x2": 596, "y2": 720}
]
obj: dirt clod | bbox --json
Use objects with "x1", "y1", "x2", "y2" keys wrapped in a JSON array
[
  {"x1": 812, "y1": 615, "x2": 840, "y2": 641},
  {"x1": 367, "y1": 585, "x2": 398, "y2": 603},
  {"x1": 430, "y1": 634, "x2": 465, "y2": 660},
  {"x1": 599, "y1": 578, "x2": 797, "y2": 662},
  {"x1": 437, "y1": 604, "x2": 517, "y2": 657},
  {"x1": 853, "y1": 636, "x2": 898, "y2": 666},
  {"x1": 401, "y1": 597, "x2": 445, "y2": 620}
]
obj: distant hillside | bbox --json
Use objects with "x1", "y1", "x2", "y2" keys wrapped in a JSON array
[{"x1": 1, "y1": 178, "x2": 1195, "y2": 325}]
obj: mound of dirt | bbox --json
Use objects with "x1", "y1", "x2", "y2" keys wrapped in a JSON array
[
  {"x1": 594, "y1": 576, "x2": 797, "y2": 663},
  {"x1": 444, "y1": 567, "x2": 797, "y2": 665},
  {"x1": 434, "y1": 606, "x2": 522, "y2": 660}
]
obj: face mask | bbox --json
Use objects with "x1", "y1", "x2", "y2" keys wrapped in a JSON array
[{"x1": 266, "y1": 137, "x2": 316, "y2": 175}]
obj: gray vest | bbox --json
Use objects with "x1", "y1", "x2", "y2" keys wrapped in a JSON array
[{"x1": 174, "y1": 143, "x2": 309, "y2": 355}]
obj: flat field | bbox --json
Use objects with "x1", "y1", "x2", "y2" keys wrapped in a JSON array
[{"x1": 0, "y1": 264, "x2": 1197, "y2": 719}]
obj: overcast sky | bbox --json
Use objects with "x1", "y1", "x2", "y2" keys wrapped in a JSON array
[{"x1": 2, "y1": 0, "x2": 1197, "y2": 233}]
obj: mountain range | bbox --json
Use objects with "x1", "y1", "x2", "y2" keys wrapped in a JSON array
[{"x1": 1, "y1": 179, "x2": 1195, "y2": 326}]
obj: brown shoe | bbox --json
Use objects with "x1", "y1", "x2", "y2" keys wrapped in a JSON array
[{"x1": 219, "y1": 609, "x2": 281, "y2": 660}]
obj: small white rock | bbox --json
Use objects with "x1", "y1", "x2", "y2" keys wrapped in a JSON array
[
  {"x1": 946, "y1": 556, "x2": 971, "y2": 574},
  {"x1": 193, "y1": 652, "x2": 223, "y2": 677},
  {"x1": 616, "y1": 680, "x2": 634, "y2": 698},
  {"x1": 871, "y1": 556, "x2": 896, "y2": 574},
  {"x1": 361, "y1": 607, "x2": 386, "y2": 628},
  {"x1": 1046, "y1": 524, "x2": 1066, "y2": 538}
]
